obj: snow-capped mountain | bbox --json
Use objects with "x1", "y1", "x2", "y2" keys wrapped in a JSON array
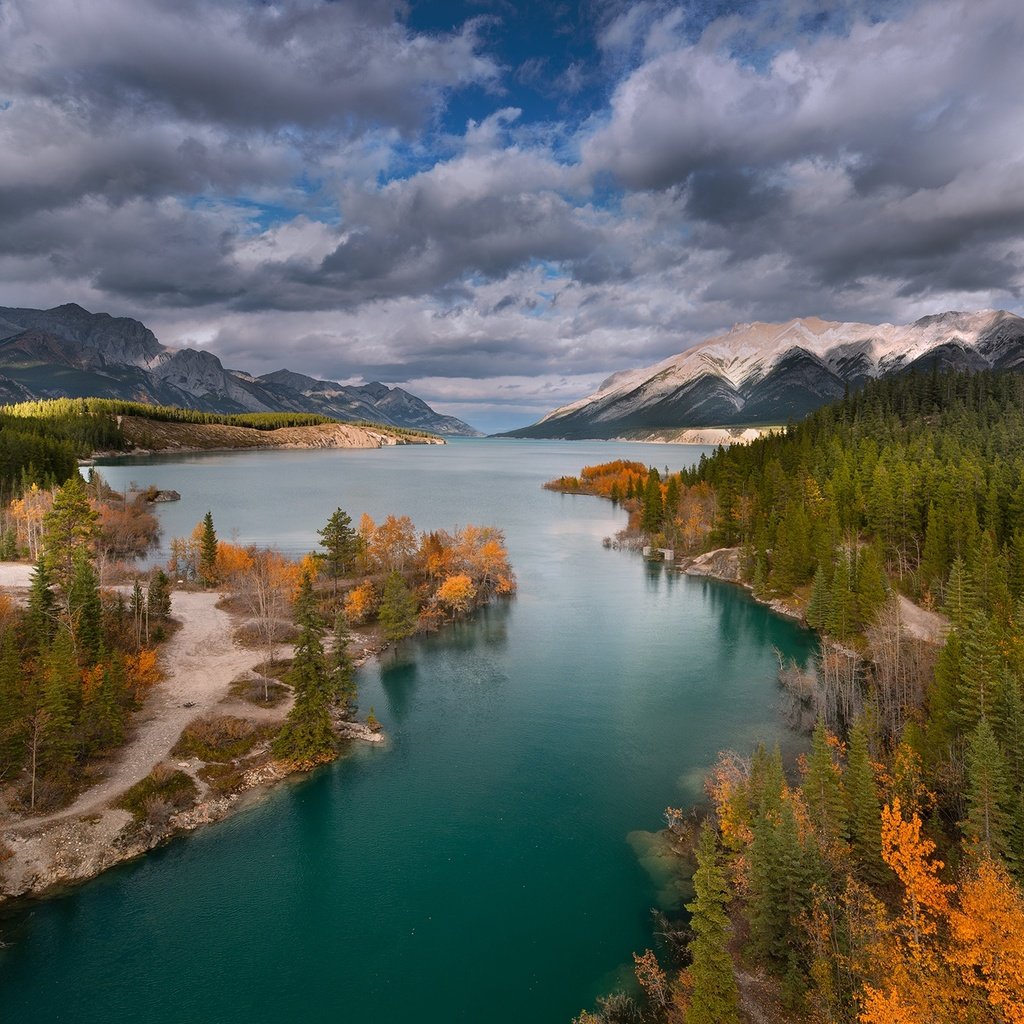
[
  {"x1": 503, "y1": 311, "x2": 1024, "y2": 439},
  {"x1": 0, "y1": 303, "x2": 481, "y2": 436}
]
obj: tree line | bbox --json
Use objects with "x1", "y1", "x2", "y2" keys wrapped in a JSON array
[{"x1": 569, "y1": 367, "x2": 1024, "y2": 1023}]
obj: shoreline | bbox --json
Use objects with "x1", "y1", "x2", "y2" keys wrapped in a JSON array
[
  {"x1": 0, "y1": 571, "x2": 394, "y2": 910},
  {"x1": 0, "y1": 563, "x2": 509, "y2": 911},
  {"x1": 678, "y1": 546, "x2": 807, "y2": 622}
]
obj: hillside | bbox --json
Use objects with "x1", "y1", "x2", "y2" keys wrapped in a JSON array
[
  {"x1": 117, "y1": 415, "x2": 443, "y2": 452},
  {"x1": 503, "y1": 309, "x2": 1024, "y2": 438},
  {"x1": 0, "y1": 303, "x2": 481, "y2": 436}
]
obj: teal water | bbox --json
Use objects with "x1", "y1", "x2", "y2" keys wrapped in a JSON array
[{"x1": 0, "y1": 440, "x2": 814, "y2": 1023}]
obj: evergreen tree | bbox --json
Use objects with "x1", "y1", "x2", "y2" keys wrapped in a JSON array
[
  {"x1": 68, "y1": 546, "x2": 102, "y2": 664},
  {"x1": 805, "y1": 564, "x2": 831, "y2": 631},
  {"x1": 747, "y1": 797, "x2": 814, "y2": 989},
  {"x1": 378, "y1": 572, "x2": 418, "y2": 644},
  {"x1": 854, "y1": 540, "x2": 888, "y2": 629},
  {"x1": 318, "y1": 507, "x2": 359, "y2": 595},
  {"x1": 640, "y1": 469, "x2": 664, "y2": 534},
  {"x1": 956, "y1": 610, "x2": 1003, "y2": 730},
  {"x1": 24, "y1": 557, "x2": 55, "y2": 656},
  {"x1": 41, "y1": 474, "x2": 98, "y2": 591},
  {"x1": 147, "y1": 569, "x2": 172, "y2": 620},
  {"x1": 272, "y1": 571, "x2": 334, "y2": 765},
  {"x1": 962, "y1": 717, "x2": 1012, "y2": 861},
  {"x1": 198, "y1": 511, "x2": 218, "y2": 588},
  {"x1": 41, "y1": 624, "x2": 80, "y2": 774},
  {"x1": 329, "y1": 613, "x2": 358, "y2": 716},
  {"x1": 0, "y1": 629, "x2": 25, "y2": 777},
  {"x1": 803, "y1": 721, "x2": 847, "y2": 847},
  {"x1": 685, "y1": 823, "x2": 740, "y2": 1024},
  {"x1": 844, "y1": 722, "x2": 887, "y2": 886}
]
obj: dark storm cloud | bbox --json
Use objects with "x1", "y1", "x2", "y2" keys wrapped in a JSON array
[{"x1": 3, "y1": 0, "x2": 496, "y2": 134}]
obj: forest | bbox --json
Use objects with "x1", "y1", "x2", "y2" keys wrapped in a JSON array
[
  {"x1": 0, "y1": 397, "x2": 440, "y2": 504},
  {"x1": 563, "y1": 368, "x2": 1024, "y2": 1023},
  {"x1": 0, "y1": 468, "x2": 516, "y2": 812}
]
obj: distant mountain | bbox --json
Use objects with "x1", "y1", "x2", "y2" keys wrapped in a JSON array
[
  {"x1": 502, "y1": 310, "x2": 1024, "y2": 439},
  {"x1": 0, "y1": 303, "x2": 481, "y2": 436}
]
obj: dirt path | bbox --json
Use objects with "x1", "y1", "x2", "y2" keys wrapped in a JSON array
[
  {"x1": 898, "y1": 594, "x2": 950, "y2": 645},
  {"x1": 16, "y1": 590, "x2": 266, "y2": 828}
]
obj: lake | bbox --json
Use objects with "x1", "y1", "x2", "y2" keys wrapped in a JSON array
[{"x1": 0, "y1": 439, "x2": 815, "y2": 1023}]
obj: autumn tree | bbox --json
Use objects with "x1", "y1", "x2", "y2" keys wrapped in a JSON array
[{"x1": 435, "y1": 573, "x2": 476, "y2": 618}]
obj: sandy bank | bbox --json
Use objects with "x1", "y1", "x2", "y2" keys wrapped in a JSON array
[
  {"x1": 0, "y1": 582, "x2": 383, "y2": 903},
  {"x1": 113, "y1": 416, "x2": 443, "y2": 455}
]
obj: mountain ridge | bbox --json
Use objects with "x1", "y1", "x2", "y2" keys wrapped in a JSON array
[
  {"x1": 0, "y1": 304, "x2": 482, "y2": 437},
  {"x1": 502, "y1": 310, "x2": 1024, "y2": 439}
]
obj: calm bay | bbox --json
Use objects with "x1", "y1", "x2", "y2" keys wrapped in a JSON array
[{"x1": 0, "y1": 439, "x2": 814, "y2": 1023}]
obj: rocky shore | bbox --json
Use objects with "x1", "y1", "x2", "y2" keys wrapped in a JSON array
[{"x1": 679, "y1": 546, "x2": 806, "y2": 622}]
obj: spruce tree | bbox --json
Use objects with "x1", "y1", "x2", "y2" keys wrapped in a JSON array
[
  {"x1": 329, "y1": 613, "x2": 357, "y2": 716},
  {"x1": 844, "y1": 722, "x2": 887, "y2": 887},
  {"x1": 803, "y1": 721, "x2": 847, "y2": 847},
  {"x1": 0, "y1": 629, "x2": 25, "y2": 777},
  {"x1": 378, "y1": 571, "x2": 418, "y2": 644},
  {"x1": 962, "y1": 717, "x2": 1012, "y2": 861},
  {"x1": 685, "y1": 823, "x2": 740, "y2": 1024},
  {"x1": 273, "y1": 571, "x2": 334, "y2": 765},
  {"x1": 41, "y1": 624, "x2": 80, "y2": 774},
  {"x1": 68, "y1": 546, "x2": 102, "y2": 664},
  {"x1": 198, "y1": 511, "x2": 218, "y2": 588},
  {"x1": 41, "y1": 474, "x2": 98, "y2": 592},
  {"x1": 640, "y1": 469, "x2": 664, "y2": 534},
  {"x1": 318, "y1": 507, "x2": 359, "y2": 595},
  {"x1": 24, "y1": 557, "x2": 55, "y2": 657}
]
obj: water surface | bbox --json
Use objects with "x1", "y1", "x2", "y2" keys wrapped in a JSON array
[{"x1": 0, "y1": 439, "x2": 814, "y2": 1023}]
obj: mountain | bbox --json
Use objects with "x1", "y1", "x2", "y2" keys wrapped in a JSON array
[
  {"x1": 503, "y1": 310, "x2": 1024, "y2": 439},
  {"x1": 0, "y1": 303, "x2": 481, "y2": 436}
]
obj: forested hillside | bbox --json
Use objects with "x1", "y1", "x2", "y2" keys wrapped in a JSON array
[
  {"x1": 0, "y1": 398, "x2": 437, "y2": 502},
  {"x1": 564, "y1": 368, "x2": 1024, "y2": 1023}
]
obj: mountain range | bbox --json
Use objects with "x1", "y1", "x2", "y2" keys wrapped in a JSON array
[
  {"x1": 503, "y1": 310, "x2": 1024, "y2": 439},
  {"x1": 0, "y1": 303, "x2": 481, "y2": 436}
]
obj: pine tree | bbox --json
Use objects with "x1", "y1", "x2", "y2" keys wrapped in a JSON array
[
  {"x1": 685, "y1": 823, "x2": 740, "y2": 1024},
  {"x1": 41, "y1": 624, "x2": 80, "y2": 774},
  {"x1": 329, "y1": 612, "x2": 357, "y2": 716},
  {"x1": 68, "y1": 546, "x2": 102, "y2": 664},
  {"x1": 24, "y1": 557, "x2": 55, "y2": 656},
  {"x1": 640, "y1": 469, "x2": 664, "y2": 534},
  {"x1": 806, "y1": 564, "x2": 831, "y2": 630},
  {"x1": 803, "y1": 721, "x2": 847, "y2": 847},
  {"x1": 41, "y1": 474, "x2": 98, "y2": 592},
  {"x1": 318, "y1": 507, "x2": 359, "y2": 595},
  {"x1": 378, "y1": 571, "x2": 418, "y2": 644},
  {"x1": 199, "y1": 511, "x2": 218, "y2": 588},
  {"x1": 962, "y1": 717, "x2": 1012, "y2": 861},
  {"x1": 844, "y1": 722, "x2": 887, "y2": 887},
  {"x1": 854, "y1": 540, "x2": 888, "y2": 630},
  {"x1": 0, "y1": 629, "x2": 25, "y2": 777},
  {"x1": 956, "y1": 610, "x2": 1003, "y2": 731},
  {"x1": 272, "y1": 571, "x2": 335, "y2": 765}
]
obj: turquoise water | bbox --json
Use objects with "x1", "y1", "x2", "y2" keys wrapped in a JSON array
[{"x1": 0, "y1": 440, "x2": 814, "y2": 1022}]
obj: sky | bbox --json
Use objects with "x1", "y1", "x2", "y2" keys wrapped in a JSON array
[{"x1": 1, "y1": 0, "x2": 1022, "y2": 433}]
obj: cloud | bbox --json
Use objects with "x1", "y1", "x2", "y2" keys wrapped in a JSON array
[{"x1": 0, "y1": 0, "x2": 1023, "y2": 432}]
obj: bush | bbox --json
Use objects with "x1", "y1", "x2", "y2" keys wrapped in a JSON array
[
  {"x1": 117, "y1": 764, "x2": 198, "y2": 824},
  {"x1": 172, "y1": 716, "x2": 273, "y2": 762}
]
